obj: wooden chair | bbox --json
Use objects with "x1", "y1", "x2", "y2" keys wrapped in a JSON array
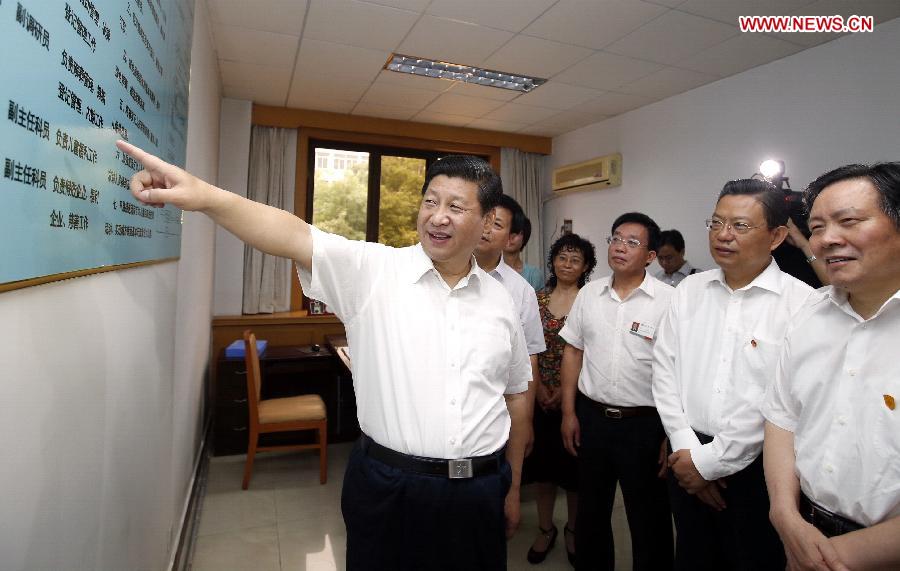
[{"x1": 241, "y1": 330, "x2": 328, "y2": 489}]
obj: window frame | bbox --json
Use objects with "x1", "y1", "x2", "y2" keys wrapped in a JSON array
[{"x1": 307, "y1": 139, "x2": 487, "y2": 244}]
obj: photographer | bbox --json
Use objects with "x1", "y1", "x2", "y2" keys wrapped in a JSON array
[
  {"x1": 770, "y1": 175, "x2": 830, "y2": 287},
  {"x1": 774, "y1": 219, "x2": 829, "y2": 287}
]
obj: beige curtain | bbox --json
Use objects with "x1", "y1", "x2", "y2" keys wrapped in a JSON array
[
  {"x1": 501, "y1": 147, "x2": 547, "y2": 278},
  {"x1": 242, "y1": 126, "x2": 297, "y2": 314}
]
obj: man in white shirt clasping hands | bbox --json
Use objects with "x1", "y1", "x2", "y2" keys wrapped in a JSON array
[
  {"x1": 763, "y1": 162, "x2": 900, "y2": 571},
  {"x1": 652, "y1": 179, "x2": 814, "y2": 571}
]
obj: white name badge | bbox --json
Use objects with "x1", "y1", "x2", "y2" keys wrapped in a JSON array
[{"x1": 629, "y1": 321, "x2": 655, "y2": 340}]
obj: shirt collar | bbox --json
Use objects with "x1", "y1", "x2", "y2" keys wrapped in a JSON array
[
  {"x1": 674, "y1": 260, "x2": 694, "y2": 276},
  {"x1": 601, "y1": 271, "x2": 657, "y2": 299},
  {"x1": 409, "y1": 243, "x2": 434, "y2": 282},
  {"x1": 709, "y1": 257, "x2": 782, "y2": 294},
  {"x1": 488, "y1": 255, "x2": 509, "y2": 281},
  {"x1": 409, "y1": 243, "x2": 482, "y2": 288},
  {"x1": 824, "y1": 285, "x2": 900, "y2": 320},
  {"x1": 824, "y1": 285, "x2": 849, "y2": 305}
]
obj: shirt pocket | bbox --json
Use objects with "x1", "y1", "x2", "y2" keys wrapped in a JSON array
[
  {"x1": 468, "y1": 322, "x2": 512, "y2": 377},
  {"x1": 872, "y1": 391, "x2": 900, "y2": 460},
  {"x1": 742, "y1": 336, "x2": 780, "y2": 390},
  {"x1": 581, "y1": 311, "x2": 614, "y2": 349},
  {"x1": 624, "y1": 324, "x2": 655, "y2": 367}
]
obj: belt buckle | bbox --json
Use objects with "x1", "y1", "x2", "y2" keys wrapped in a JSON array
[
  {"x1": 448, "y1": 458, "x2": 473, "y2": 479},
  {"x1": 604, "y1": 407, "x2": 623, "y2": 419}
]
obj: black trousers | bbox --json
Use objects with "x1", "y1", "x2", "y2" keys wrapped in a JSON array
[
  {"x1": 667, "y1": 436, "x2": 785, "y2": 571},
  {"x1": 342, "y1": 437, "x2": 512, "y2": 571},
  {"x1": 575, "y1": 395, "x2": 674, "y2": 571}
]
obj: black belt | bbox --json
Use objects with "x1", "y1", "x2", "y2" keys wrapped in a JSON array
[
  {"x1": 361, "y1": 434, "x2": 505, "y2": 479},
  {"x1": 799, "y1": 493, "x2": 864, "y2": 537},
  {"x1": 578, "y1": 393, "x2": 657, "y2": 419}
]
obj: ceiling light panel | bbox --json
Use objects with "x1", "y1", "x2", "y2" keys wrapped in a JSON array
[{"x1": 385, "y1": 54, "x2": 547, "y2": 93}]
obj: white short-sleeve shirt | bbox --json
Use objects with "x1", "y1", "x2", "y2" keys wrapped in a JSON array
[
  {"x1": 298, "y1": 227, "x2": 532, "y2": 459},
  {"x1": 652, "y1": 260, "x2": 814, "y2": 480},
  {"x1": 654, "y1": 261, "x2": 699, "y2": 287},
  {"x1": 560, "y1": 272, "x2": 674, "y2": 407},
  {"x1": 763, "y1": 288, "x2": 900, "y2": 527},
  {"x1": 488, "y1": 256, "x2": 546, "y2": 356}
]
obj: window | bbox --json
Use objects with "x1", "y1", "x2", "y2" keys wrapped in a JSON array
[
  {"x1": 312, "y1": 147, "x2": 370, "y2": 241},
  {"x1": 378, "y1": 155, "x2": 426, "y2": 247},
  {"x1": 309, "y1": 142, "x2": 485, "y2": 248}
]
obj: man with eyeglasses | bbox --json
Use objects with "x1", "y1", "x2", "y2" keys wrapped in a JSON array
[
  {"x1": 560, "y1": 212, "x2": 675, "y2": 570},
  {"x1": 652, "y1": 179, "x2": 814, "y2": 570}
]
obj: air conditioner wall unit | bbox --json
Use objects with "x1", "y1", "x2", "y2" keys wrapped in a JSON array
[{"x1": 552, "y1": 153, "x2": 622, "y2": 194}]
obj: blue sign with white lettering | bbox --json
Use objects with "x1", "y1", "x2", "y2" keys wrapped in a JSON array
[{"x1": 0, "y1": 0, "x2": 193, "y2": 287}]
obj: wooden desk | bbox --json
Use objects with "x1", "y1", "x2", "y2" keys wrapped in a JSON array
[
  {"x1": 324, "y1": 334, "x2": 358, "y2": 445},
  {"x1": 325, "y1": 334, "x2": 351, "y2": 372},
  {"x1": 213, "y1": 343, "x2": 358, "y2": 456}
]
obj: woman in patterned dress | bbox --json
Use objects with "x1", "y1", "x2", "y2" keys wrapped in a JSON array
[{"x1": 524, "y1": 233, "x2": 597, "y2": 565}]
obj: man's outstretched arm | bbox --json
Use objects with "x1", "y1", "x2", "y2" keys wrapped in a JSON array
[{"x1": 118, "y1": 140, "x2": 313, "y2": 270}]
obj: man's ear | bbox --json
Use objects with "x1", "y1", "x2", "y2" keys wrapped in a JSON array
[
  {"x1": 769, "y1": 225, "x2": 789, "y2": 252},
  {"x1": 645, "y1": 250, "x2": 657, "y2": 267}
]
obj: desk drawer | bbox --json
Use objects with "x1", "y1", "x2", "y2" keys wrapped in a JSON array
[
  {"x1": 214, "y1": 426, "x2": 249, "y2": 456},
  {"x1": 216, "y1": 362, "x2": 249, "y2": 402},
  {"x1": 213, "y1": 405, "x2": 321, "y2": 456},
  {"x1": 213, "y1": 403, "x2": 249, "y2": 456}
]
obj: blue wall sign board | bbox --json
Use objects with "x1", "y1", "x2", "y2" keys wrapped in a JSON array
[{"x1": 0, "y1": 0, "x2": 193, "y2": 288}]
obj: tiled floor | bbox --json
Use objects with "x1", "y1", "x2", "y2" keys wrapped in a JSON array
[{"x1": 192, "y1": 443, "x2": 632, "y2": 570}]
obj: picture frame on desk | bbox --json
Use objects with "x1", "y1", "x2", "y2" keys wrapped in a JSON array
[{"x1": 307, "y1": 298, "x2": 330, "y2": 315}]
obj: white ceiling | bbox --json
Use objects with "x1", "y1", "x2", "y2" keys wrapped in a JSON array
[{"x1": 205, "y1": 0, "x2": 900, "y2": 137}]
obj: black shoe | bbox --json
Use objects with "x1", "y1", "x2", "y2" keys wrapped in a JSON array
[
  {"x1": 527, "y1": 525, "x2": 558, "y2": 564},
  {"x1": 564, "y1": 525, "x2": 576, "y2": 566}
]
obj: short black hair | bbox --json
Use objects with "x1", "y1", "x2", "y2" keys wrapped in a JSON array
[
  {"x1": 611, "y1": 212, "x2": 662, "y2": 252},
  {"x1": 497, "y1": 194, "x2": 523, "y2": 225},
  {"x1": 497, "y1": 194, "x2": 531, "y2": 250},
  {"x1": 546, "y1": 233, "x2": 597, "y2": 289},
  {"x1": 421, "y1": 155, "x2": 501, "y2": 215},
  {"x1": 519, "y1": 217, "x2": 532, "y2": 249},
  {"x1": 805, "y1": 162, "x2": 900, "y2": 229},
  {"x1": 659, "y1": 229, "x2": 685, "y2": 252},
  {"x1": 718, "y1": 179, "x2": 787, "y2": 229},
  {"x1": 496, "y1": 194, "x2": 532, "y2": 250}
]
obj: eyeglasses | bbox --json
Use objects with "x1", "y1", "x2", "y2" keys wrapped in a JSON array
[
  {"x1": 607, "y1": 235, "x2": 645, "y2": 249},
  {"x1": 705, "y1": 218, "x2": 763, "y2": 235}
]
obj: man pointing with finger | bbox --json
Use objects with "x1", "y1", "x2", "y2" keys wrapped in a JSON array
[{"x1": 116, "y1": 141, "x2": 532, "y2": 571}]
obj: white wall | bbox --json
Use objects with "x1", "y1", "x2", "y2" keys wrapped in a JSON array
[
  {"x1": 169, "y1": 0, "x2": 221, "y2": 561},
  {"x1": 545, "y1": 19, "x2": 900, "y2": 278},
  {"x1": 0, "y1": 2, "x2": 221, "y2": 569},
  {"x1": 213, "y1": 98, "x2": 252, "y2": 316}
]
